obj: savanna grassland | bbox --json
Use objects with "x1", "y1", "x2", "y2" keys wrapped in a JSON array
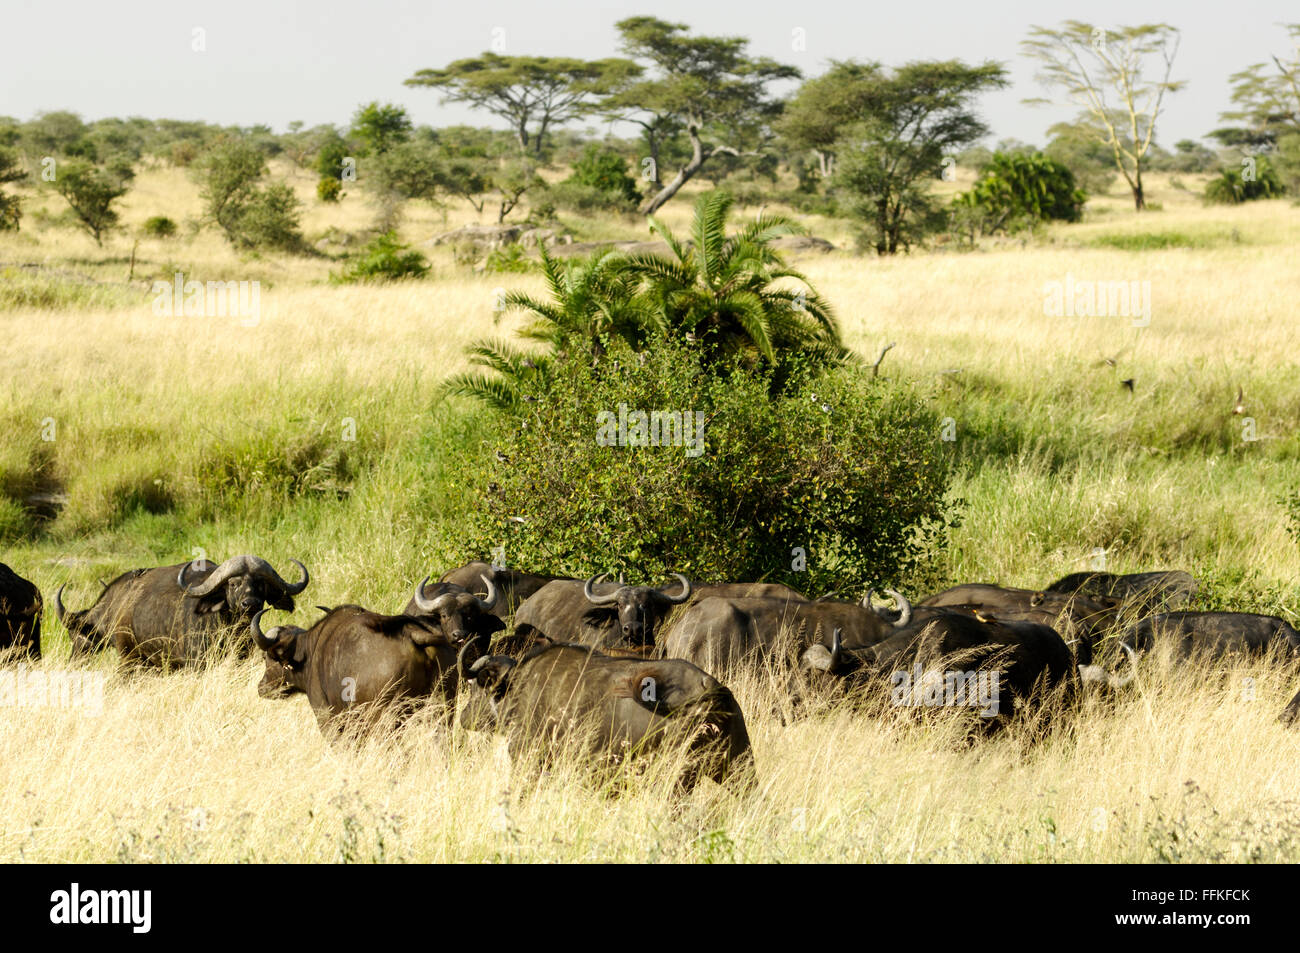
[{"x1": 2, "y1": 161, "x2": 1299, "y2": 862}]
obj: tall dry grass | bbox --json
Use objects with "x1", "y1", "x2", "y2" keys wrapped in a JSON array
[{"x1": 1, "y1": 162, "x2": 1299, "y2": 861}]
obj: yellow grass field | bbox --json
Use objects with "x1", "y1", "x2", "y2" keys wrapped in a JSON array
[{"x1": 1, "y1": 162, "x2": 1298, "y2": 862}]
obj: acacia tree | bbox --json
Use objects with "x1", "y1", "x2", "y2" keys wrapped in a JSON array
[
  {"x1": 1210, "y1": 22, "x2": 1299, "y2": 170},
  {"x1": 1022, "y1": 21, "x2": 1184, "y2": 211},
  {"x1": 47, "y1": 157, "x2": 133, "y2": 245},
  {"x1": 0, "y1": 148, "x2": 24, "y2": 230},
  {"x1": 404, "y1": 53, "x2": 637, "y2": 158},
  {"x1": 775, "y1": 61, "x2": 883, "y2": 178},
  {"x1": 829, "y1": 60, "x2": 1008, "y2": 255},
  {"x1": 612, "y1": 17, "x2": 799, "y2": 214},
  {"x1": 350, "y1": 102, "x2": 412, "y2": 155}
]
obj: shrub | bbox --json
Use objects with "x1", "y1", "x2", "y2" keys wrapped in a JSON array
[
  {"x1": 566, "y1": 145, "x2": 640, "y2": 201},
  {"x1": 454, "y1": 338, "x2": 956, "y2": 594},
  {"x1": 483, "y1": 243, "x2": 534, "y2": 274},
  {"x1": 141, "y1": 215, "x2": 177, "y2": 238},
  {"x1": 316, "y1": 176, "x2": 342, "y2": 203},
  {"x1": 952, "y1": 151, "x2": 1086, "y2": 237},
  {"x1": 1203, "y1": 157, "x2": 1285, "y2": 204},
  {"x1": 193, "y1": 139, "x2": 303, "y2": 250},
  {"x1": 332, "y1": 231, "x2": 429, "y2": 283},
  {"x1": 46, "y1": 157, "x2": 133, "y2": 245}
]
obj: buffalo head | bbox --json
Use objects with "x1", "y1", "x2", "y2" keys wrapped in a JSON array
[
  {"x1": 582, "y1": 572, "x2": 692, "y2": 645},
  {"x1": 250, "y1": 608, "x2": 311, "y2": 698},
  {"x1": 409, "y1": 574, "x2": 504, "y2": 648},
  {"x1": 177, "y1": 555, "x2": 309, "y2": 619}
]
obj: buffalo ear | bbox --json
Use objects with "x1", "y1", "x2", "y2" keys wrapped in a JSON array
[
  {"x1": 484, "y1": 615, "x2": 506, "y2": 637},
  {"x1": 268, "y1": 628, "x2": 307, "y2": 667},
  {"x1": 471, "y1": 657, "x2": 516, "y2": 700},
  {"x1": 192, "y1": 590, "x2": 226, "y2": 615}
]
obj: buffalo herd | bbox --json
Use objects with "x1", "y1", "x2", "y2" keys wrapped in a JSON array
[{"x1": 2, "y1": 556, "x2": 1299, "y2": 791}]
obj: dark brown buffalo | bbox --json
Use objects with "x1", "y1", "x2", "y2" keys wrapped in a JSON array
[
  {"x1": 436, "y1": 561, "x2": 569, "y2": 620},
  {"x1": 659, "y1": 589, "x2": 920, "y2": 673},
  {"x1": 921, "y1": 584, "x2": 1116, "y2": 661},
  {"x1": 799, "y1": 609, "x2": 1134, "y2": 725},
  {"x1": 1120, "y1": 611, "x2": 1300, "y2": 662},
  {"x1": 459, "y1": 639, "x2": 754, "y2": 791},
  {"x1": 252, "y1": 605, "x2": 461, "y2": 732},
  {"x1": 57, "y1": 555, "x2": 308, "y2": 668},
  {"x1": 1281, "y1": 686, "x2": 1300, "y2": 727},
  {"x1": 512, "y1": 574, "x2": 805, "y2": 654},
  {"x1": 0, "y1": 563, "x2": 42, "y2": 659},
  {"x1": 403, "y1": 574, "x2": 506, "y2": 649},
  {"x1": 511, "y1": 574, "x2": 695, "y2": 652},
  {"x1": 1045, "y1": 570, "x2": 1198, "y2": 613}
]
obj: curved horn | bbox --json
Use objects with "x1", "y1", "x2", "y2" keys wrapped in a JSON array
[
  {"x1": 660, "y1": 573, "x2": 692, "y2": 605},
  {"x1": 274, "y1": 559, "x2": 310, "y2": 595},
  {"x1": 250, "y1": 608, "x2": 278, "y2": 652},
  {"x1": 1109, "y1": 642, "x2": 1138, "y2": 688},
  {"x1": 584, "y1": 573, "x2": 620, "y2": 605},
  {"x1": 861, "y1": 588, "x2": 876, "y2": 609},
  {"x1": 829, "y1": 627, "x2": 843, "y2": 670},
  {"x1": 55, "y1": 584, "x2": 69, "y2": 623},
  {"x1": 412, "y1": 576, "x2": 443, "y2": 613},
  {"x1": 474, "y1": 573, "x2": 499, "y2": 612},
  {"x1": 457, "y1": 639, "x2": 478, "y2": 681},
  {"x1": 883, "y1": 589, "x2": 912, "y2": 628},
  {"x1": 178, "y1": 555, "x2": 254, "y2": 597}
]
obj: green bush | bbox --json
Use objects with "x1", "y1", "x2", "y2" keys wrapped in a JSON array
[
  {"x1": 483, "y1": 243, "x2": 534, "y2": 274},
  {"x1": 952, "y1": 151, "x2": 1086, "y2": 237},
  {"x1": 316, "y1": 176, "x2": 342, "y2": 203},
  {"x1": 230, "y1": 182, "x2": 303, "y2": 251},
  {"x1": 454, "y1": 338, "x2": 956, "y2": 594},
  {"x1": 1204, "y1": 157, "x2": 1285, "y2": 204},
  {"x1": 332, "y1": 230, "x2": 429, "y2": 283},
  {"x1": 550, "y1": 145, "x2": 639, "y2": 212},
  {"x1": 193, "y1": 139, "x2": 303, "y2": 250},
  {"x1": 141, "y1": 215, "x2": 177, "y2": 238}
]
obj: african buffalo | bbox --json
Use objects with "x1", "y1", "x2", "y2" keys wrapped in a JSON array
[
  {"x1": 1281, "y1": 686, "x2": 1300, "y2": 727},
  {"x1": 459, "y1": 638, "x2": 754, "y2": 792},
  {"x1": 799, "y1": 609, "x2": 1135, "y2": 725},
  {"x1": 252, "y1": 605, "x2": 461, "y2": 733},
  {"x1": 0, "y1": 563, "x2": 42, "y2": 659},
  {"x1": 511, "y1": 574, "x2": 695, "y2": 652},
  {"x1": 403, "y1": 575, "x2": 506, "y2": 649},
  {"x1": 1046, "y1": 570, "x2": 1198, "y2": 613},
  {"x1": 921, "y1": 584, "x2": 1116, "y2": 661},
  {"x1": 659, "y1": 589, "x2": 920, "y2": 673},
  {"x1": 57, "y1": 555, "x2": 309, "y2": 668},
  {"x1": 1120, "y1": 611, "x2": 1300, "y2": 662},
  {"x1": 512, "y1": 574, "x2": 808, "y2": 654},
  {"x1": 436, "y1": 561, "x2": 568, "y2": 620}
]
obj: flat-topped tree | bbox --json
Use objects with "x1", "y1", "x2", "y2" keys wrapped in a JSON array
[
  {"x1": 611, "y1": 16, "x2": 799, "y2": 214},
  {"x1": 404, "y1": 53, "x2": 638, "y2": 159},
  {"x1": 1022, "y1": 21, "x2": 1184, "y2": 211},
  {"x1": 1211, "y1": 23, "x2": 1300, "y2": 151}
]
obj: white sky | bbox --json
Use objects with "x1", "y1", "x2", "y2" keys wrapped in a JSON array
[{"x1": 3, "y1": 0, "x2": 1296, "y2": 146}]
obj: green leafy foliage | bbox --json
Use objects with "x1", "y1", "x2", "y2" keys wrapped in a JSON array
[
  {"x1": 952, "y1": 151, "x2": 1087, "y2": 236},
  {"x1": 1203, "y1": 156, "x2": 1286, "y2": 204},
  {"x1": 193, "y1": 139, "x2": 303, "y2": 250},
  {"x1": 46, "y1": 156, "x2": 133, "y2": 245},
  {"x1": 316, "y1": 176, "x2": 342, "y2": 203},
  {"x1": 455, "y1": 338, "x2": 955, "y2": 594},
  {"x1": 332, "y1": 231, "x2": 430, "y2": 283},
  {"x1": 140, "y1": 215, "x2": 177, "y2": 238}
]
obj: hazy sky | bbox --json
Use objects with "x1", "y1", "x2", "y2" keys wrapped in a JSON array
[{"x1": 3, "y1": 0, "x2": 1297, "y2": 146}]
